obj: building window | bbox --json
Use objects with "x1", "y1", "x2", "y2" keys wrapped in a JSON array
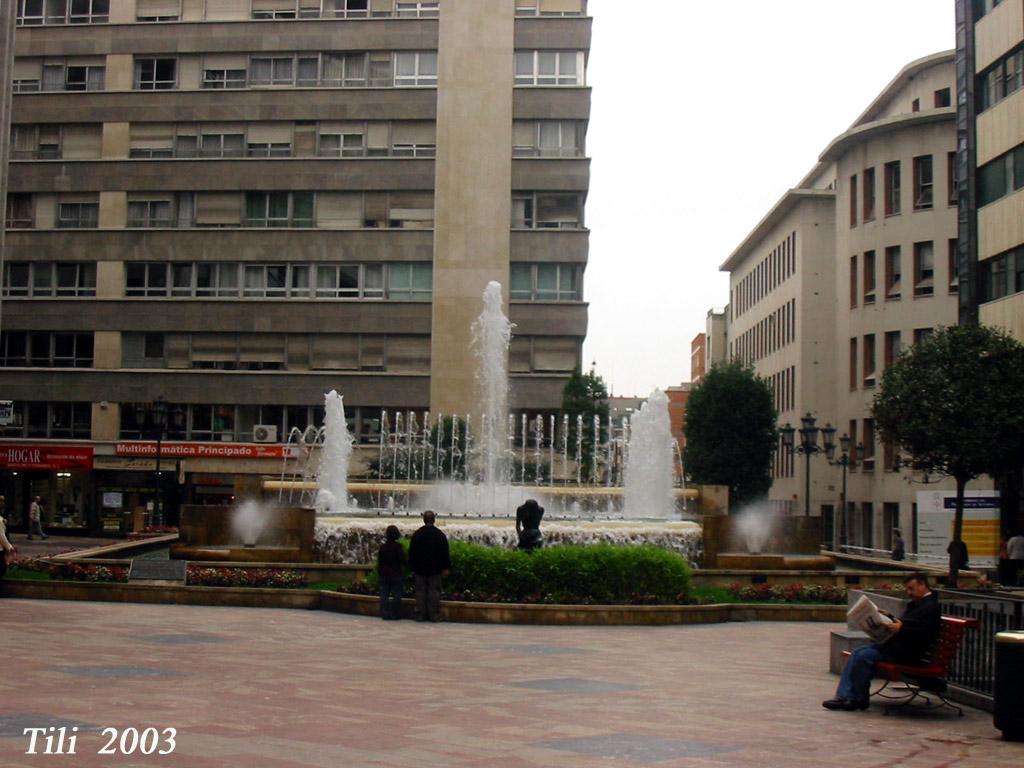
[
  {"x1": 0, "y1": 402, "x2": 91, "y2": 439},
  {"x1": 5, "y1": 194, "x2": 34, "y2": 228},
  {"x1": 514, "y1": 50, "x2": 582, "y2": 86},
  {"x1": 863, "y1": 250, "x2": 876, "y2": 304},
  {"x1": 395, "y1": 1, "x2": 439, "y2": 17},
  {"x1": 849, "y1": 173, "x2": 858, "y2": 226},
  {"x1": 134, "y1": 58, "x2": 177, "y2": 90},
  {"x1": 849, "y1": 337, "x2": 858, "y2": 390},
  {"x1": 884, "y1": 161, "x2": 901, "y2": 216},
  {"x1": 245, "y1": 192, "x2": 314, "y2": 227},
  {"x1": 862, "y1": 419, "x2": 875, "y2": 469},
  {"x1": 200, "y1": 133, "x2": 245, "y2": 158},
  {"x1": 326, "y1": 0, "x2": 370, "y2": 18},
  {"x1": 512, "y1": 120, "x2": 584, "y2": 157},
  {"x1": 250, "y1": 56, "x2": 296, "y2": 86},
  {"x1": 56, "y1": 202, "x2": 99, "y2": 228},
  {"x1": 913, "y1": 241, "x2": 934, "y2": 297},
  {"x1": 512, "y1": 193, "x2": 582, "y2": 229},
  {"x1": 386, "y1": 262, "x2": 432, "y2": 300},
  {"x1": 884, "y1": 331, "x2": 901, "y2": 370},
  {"x1": 863, "y1": 334, "x2": 876, "y2": 388},
  {"x1": 17, "y1": 0, "x2": 110, "y2": 24},
  {"x1": 947, "y1": 151, "x2": 957, "y2": 207},
  {"x1": 196, "y1": 263, "x2": 240, "y2": 298},
  {"x1": 247, "y1": 142, "x2": 292, "y2": 158},
  {"x1": 244, "y1": 265, "x2": 288, "y2": 298},
  {"x1": 913, "y1": 155, "x2": 933, "y2": 210},
  {"x1": 979, "y1": 246, "x2": 1024, "y2": 303},
  {"x1": 136, "y1": 0, "x2": 181, "y2": 21},
  {"x1": 394, "y1": 52, "x2": 438, "y2": 87},
  {"x1": 1, "y1": 331, "x2": 93, "y2": 368},
  {"x1": 515, "y1": 0, "x2": 585, "y2": 15},
  {"x1": 914, "y1": 328, "x2": 933, "y2": 346},
  {"x1": 977, "y1": 46, "x2": 1023, "y2": 113},
  {"x1": 948, "y1": 239, "x2": 960, "y2": 294},
  {"x1": 64, "y1": 64, "x2": 106, "y2": 91},
  {"x1": 127, "y1": 199, "x2": 173, "y2": 228},
  {"x1": 885, "y1": 246, "x2": 901, "y2": 300},
  {"x1": 202, "y1": 68, "x2": 247, "y2": 88},
  {"x1": 3, "y1": 262, "x2": 95, "y2": 298},
  {"x1": 977, "y1": 143, "x2": 1024, "y2": 207},
  {"x1": 863, "y1": 167, "x2": 875, "y2": 221},
  {"x1": 315, "y1": 264, "x2": 384, "y2": 299},
  {"x1": 934, "y1": 87, "x2": 952, "y2": 108},
  {"x1": 849, "y1": 254, "x2": 857, "y2": 308},
  {"x1": 510, "y1": 263, "x2": 580, "y2": 301},
  {"x1": 126, "y1": 263, "x2": 170, "y2": 297}
]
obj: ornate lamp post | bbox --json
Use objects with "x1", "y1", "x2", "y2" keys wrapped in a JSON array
[
  {"x1": 780, "y1": 413, "x2": 836, "y2": 517},
  {"x1": 827, "y1": 433, "x2": 861, "y2": 552},
  {"x1": 135, "y1": 397, "x2": 184, "y2": 526}
]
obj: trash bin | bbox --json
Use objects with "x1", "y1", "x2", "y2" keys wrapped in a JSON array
[{"x1": 994, "y1": 631, "x2": 1024, "y2": 741}]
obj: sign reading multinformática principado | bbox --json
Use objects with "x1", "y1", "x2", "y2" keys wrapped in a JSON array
[
  {"x1": 0, "y1": 444, "x2": 94, "y2": 470},
  {"x1": 114, "y1": 442, "x2": 298, "y2": 460}
]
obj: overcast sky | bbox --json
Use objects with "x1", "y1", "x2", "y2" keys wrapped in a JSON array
[{"x1": 582, "y1": 0, "x2": 955, "y2": 397}]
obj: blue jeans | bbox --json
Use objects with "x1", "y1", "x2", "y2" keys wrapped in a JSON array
[
  {"x1": 379, "y1": 574, "x2": 403, "y2": 620},
  {"x1": 837, "y1": 644, "x2": 893, "y2": 702}
]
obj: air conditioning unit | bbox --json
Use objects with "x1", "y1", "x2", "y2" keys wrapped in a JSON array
[{"x1": 253, "y1": 425, "x2": 278, "y2": 443}]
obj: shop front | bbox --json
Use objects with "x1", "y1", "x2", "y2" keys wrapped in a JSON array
[{"x1": 0, "y1": 444, "x2": 95, "y2": 533}]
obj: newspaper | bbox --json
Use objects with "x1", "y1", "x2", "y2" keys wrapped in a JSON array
[{"x1": 847, "y1": 595, "x2": 894, "y2": 644}]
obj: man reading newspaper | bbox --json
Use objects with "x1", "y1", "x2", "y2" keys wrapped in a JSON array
[{"x1": 822, "y1": 574, "x2": 941, "y2": 711}]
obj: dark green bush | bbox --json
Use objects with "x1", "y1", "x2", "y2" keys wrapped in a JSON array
[{"x1": 365, "y1": 540, "x2": 691, "y2": 604}]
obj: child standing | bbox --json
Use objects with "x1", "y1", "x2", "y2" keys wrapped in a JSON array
[{"x1": 377, "y1": 525, "x2": 406, "y2": 620}]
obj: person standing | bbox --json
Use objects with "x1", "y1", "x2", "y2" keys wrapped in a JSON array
[
  {"x1": 27, "y1": 496, "x2": 48, "y2": 540},
  {"x1": 891, "y1": 529, "x2": 906, "y2": 561},
  {"x1": 0, "y1": 507, "x2": 16, "y2": 582},
  {"x1": 1007, "y1": 530, "x2": 1024, "y2": 586},
  {"x1": 377, "y1": 525, "x2": 406, "y2": 621},
  {"x1": 408, "y1": 510, "x2": 450, "y2": 622}
]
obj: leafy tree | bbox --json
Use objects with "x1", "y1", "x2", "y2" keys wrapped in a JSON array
[
  {"x1": 683, "y1": 361, "x2": 777, "y2": 508},
  {"x1": 872, "y1": 324, "x2": 1024, "y2": 586},
  {"x1": 561, "y1": 368, "x2": 610, "y2": 480}
]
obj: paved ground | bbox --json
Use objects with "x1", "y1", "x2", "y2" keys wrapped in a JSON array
[
  {"x1": 5, "y1": 536, "x2": 124, "y2": 560},
  {"x1": 0, "y1": 600, "x2": 1018, "y2": 767}
]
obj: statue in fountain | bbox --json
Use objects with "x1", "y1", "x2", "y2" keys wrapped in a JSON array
[{"x1": 516, "y1": 499, "x2": 545, "y2": 551}]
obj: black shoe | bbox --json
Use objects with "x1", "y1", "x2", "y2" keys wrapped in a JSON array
[
  {"x1": 855, "y1": 700, "x2": 869, "y2": 710},
  {"x1": 822, "y1": 698, "x2": 859, "y2": 711}
]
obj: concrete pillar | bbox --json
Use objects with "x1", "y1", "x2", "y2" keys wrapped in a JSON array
[{"x1": 429, "y1": 0, "x2": 515, "y2": 416}]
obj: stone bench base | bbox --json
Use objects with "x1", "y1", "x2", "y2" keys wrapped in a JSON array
[{"x1": 830, "y1": 630, "x2": 870, "y2": 674}]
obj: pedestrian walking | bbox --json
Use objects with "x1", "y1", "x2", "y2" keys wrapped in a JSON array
[{"x1": 27, "y1": 496, "x2": 48, "y2": 540}]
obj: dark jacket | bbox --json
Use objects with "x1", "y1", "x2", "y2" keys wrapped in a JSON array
[
  {"x1": 377, "y1": 541, "x2": 406, "y2": 581},
  {"x1": 408, "y1": 524, "x2": 451, "y2": 577},
  {"x1": 888, "y1": 592, "x2": 942, "y2": 665}
]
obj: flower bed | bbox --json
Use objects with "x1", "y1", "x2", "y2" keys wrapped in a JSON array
[
  {"x1": 726, "y1": 581, "x2": 847, "y2": 604},
  {"x1": 186, "y1": 567, "x2": 305, "y2": 589}
]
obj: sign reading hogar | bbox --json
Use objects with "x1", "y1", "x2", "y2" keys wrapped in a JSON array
[{"x1": 916, "y1": 490, "x2": 1000, "y2": 568}]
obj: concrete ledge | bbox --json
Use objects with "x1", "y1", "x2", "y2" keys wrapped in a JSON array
[
  {"x1": 52, "y1": 534, "x2": 179, "y2": 561},
  {"x1": 2, "y1": 579, "x2": 846, "y2": 625}
]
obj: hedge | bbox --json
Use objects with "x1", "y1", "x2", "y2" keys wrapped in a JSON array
[{"x1": 366, "y1": 540, "x2": 691, "y2": 605}]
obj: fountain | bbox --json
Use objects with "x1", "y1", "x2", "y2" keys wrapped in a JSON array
[
  {"x1": 314, "y1": 390, "x2": 353, "y2": 514},
  {"x1": 471, "y1": 281, "x2": 514, "y2": 491},
  {"x1": 703, "y1": 500, "x2": 831, "y2": 571},
  {"x1": 623, "y1": 389, "x2": 675, "y2": 519}
]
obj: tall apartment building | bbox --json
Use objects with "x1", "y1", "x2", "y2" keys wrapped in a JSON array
[
  {"x1": 0, "y1": 0, "x2": 592, "y2": 532},
  {"x1": 0, "y1": 3, "x2": 14, "y2": 320},
  {"x1": 721, "y1": 53, "x2": 975, "y2": 548},
  {"x1": 956, "y1": 0, "x2": 1024, "y2": 534}
]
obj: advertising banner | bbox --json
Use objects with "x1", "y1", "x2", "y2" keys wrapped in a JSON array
[
  {"x1": 0, "y1": 444, "x2": 94, "y2": 470},
  {"x1": 916, "y1": 490, "x2": 1000, "y2": 568},
  {"x1": 115, "y1": 442, "x2": 298, "y2": 460}
]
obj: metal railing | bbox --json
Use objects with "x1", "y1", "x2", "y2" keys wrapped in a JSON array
[
  {"x1": 836, "y1": 544, "x2": 949, "y2": 566},
  {"x1": 938, "y1": 588, "x2": 1024, "y2": 698}
]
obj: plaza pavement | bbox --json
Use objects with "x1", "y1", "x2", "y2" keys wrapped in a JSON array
[{"x1": 1, "y1": 600, "x2": 1018, "y2": 767}]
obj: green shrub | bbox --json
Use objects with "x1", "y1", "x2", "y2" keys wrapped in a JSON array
[{"x1": 364, "y1": 540, "x2": 691, "y2": 604}]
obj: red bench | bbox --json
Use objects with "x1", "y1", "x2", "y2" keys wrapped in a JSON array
[{"x1": 844, "y1": 615, "x2": 979, "y2": 716}]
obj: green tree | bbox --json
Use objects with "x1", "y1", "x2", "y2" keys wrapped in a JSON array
[
  {"x1": 872, "y1": 324, "x2": 1024, "y2": 586},
  {"x1": 561, "y1": 368, "x2": 610, "y2": 480},
  {"x1": 683, "y1": 361, "x2": 777, "y2": 508}
]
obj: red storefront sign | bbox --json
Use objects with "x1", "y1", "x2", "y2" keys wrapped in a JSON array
[
  {"x1": 115, "y1": 442, "x2": 298, "y2": 460},
  {"x1": 0, "y1": 444, "x2": 94, "y2": 470}
]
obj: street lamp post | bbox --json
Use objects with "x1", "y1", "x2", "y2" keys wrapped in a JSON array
[
  {"x1": 135, "y1": 397, "x2": 183, "y2": 527},
  {"x1": 828, "y1": 434, "x2": 860, "y2": 553},
  {"x1": 780, "y1": 413, "x2": 835, "y2": 518}
]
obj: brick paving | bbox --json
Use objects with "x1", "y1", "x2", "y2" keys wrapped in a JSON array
[{"x1": 0, "y1": 600, "x2": 1019, "y2": 767}]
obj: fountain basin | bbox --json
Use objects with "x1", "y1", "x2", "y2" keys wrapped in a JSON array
[
  {"x1": 716, "y1": 552, "x2": 834, "y2": 571},
  {"x1": 171, "y1": 505, "x2": 315, "y2": 563}
]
